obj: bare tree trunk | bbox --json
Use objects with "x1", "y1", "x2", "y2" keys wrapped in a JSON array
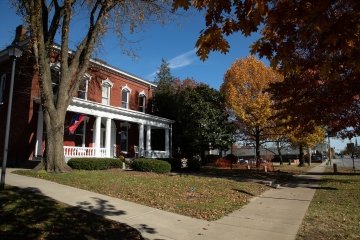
[
  {"x1": 255, "y1": 127, "x2": 261, "y2": 167},
  {"x1": 277, "y1": 141, "x2": 283, "y2": 165},
  {"x1": 299, "y1": 145, "x2": 305, "y2": 166},
  {"x1": 35, "y1": 109, "x2": 71, "y2": 172},
  {"x1": 308, "y1": 147, "x2": 312, "y2": 166}
]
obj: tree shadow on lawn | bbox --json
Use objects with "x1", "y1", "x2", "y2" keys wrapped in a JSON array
[
  {"x1": 0, "y1": 186, "x2": 143, "y2": 240},
  {"x1": 188, "y1": 167, "x2": 298, "y2": 183},
  {"x1": 187, "y1": 167, "x2": 354, "y2": 191}
]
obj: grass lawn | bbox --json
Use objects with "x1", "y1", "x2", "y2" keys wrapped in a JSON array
[
  {"x1": 0, "y1": 186, "x2": 142, "y2": 240},
  {"x1": 15, "y1": 168, "x2": 272, "y2": 221},
  {"x1": 297, "y1": 167, "x2": 360, "y2": 240}
]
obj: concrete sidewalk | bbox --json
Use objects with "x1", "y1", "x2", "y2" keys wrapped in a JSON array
[{"x1": 6, "y1": 163, "x2": 326, "y2": 240}]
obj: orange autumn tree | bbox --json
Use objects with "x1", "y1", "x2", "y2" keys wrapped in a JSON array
[
  {"x1": 288, "y1": 124, "x2": 325, "y2": 166},
  {"x1": 221, "y1": 56, "x2": 283, "y2": 163}
]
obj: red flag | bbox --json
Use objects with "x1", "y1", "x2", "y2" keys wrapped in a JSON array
[{"x1": 69, "y1": 114, "x2": 86, "y2": 134}]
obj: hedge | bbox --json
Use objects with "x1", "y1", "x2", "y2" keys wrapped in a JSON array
[
  {"x1": 157, "y1": 158, "x2": 182, "y2": 172},
  {"x1": 131, "y1": 159, "x2": 171, "y2": 174},
  {"x1": 68, "y1": 158, "x2": 123, "y2": 170}
]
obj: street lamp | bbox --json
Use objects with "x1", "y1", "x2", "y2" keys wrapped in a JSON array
[{"x1": 0, "y1": 43, "x2": 23, "y2": 190}]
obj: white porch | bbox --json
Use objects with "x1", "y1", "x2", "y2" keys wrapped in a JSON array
[
  {"x1": 63, "y1": 146, "x2": 169, "y2": 160},
  {"x1": 35, "y1": 98, "x2": 174, "y2": 160}
]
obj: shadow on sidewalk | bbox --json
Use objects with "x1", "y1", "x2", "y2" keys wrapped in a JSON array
[
  {"x1": 0, "y1": 186, "x2": 144, "y2": 240},
  {"x1": 77, "y1": 197, "x2": 126, "y2": 216}
]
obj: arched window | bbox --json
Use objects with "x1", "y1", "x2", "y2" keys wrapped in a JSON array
[
  {"x1": 122, "y1": 88, "x2": 130, "y2": 109},
  {"x1": 102, "y1": 79, "x2": 113, "y2": 105},
  {"x1": 138, "y1": 92, "x2": 146, "y2": 112},
  {"x1": 77, "y1": 73, "x2": 91, "y2": 100}
]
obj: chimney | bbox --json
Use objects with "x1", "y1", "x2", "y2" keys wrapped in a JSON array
[{"x1": 13, "y1": 25, "x2": 27, "y2": 43}]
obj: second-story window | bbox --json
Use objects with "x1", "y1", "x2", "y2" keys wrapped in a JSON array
[
  {"x1": 138, "y1": 94, "x2": 146, "y2": 112},
  {"x1": 102, "y1": 83, "x2": 110, "y2": 105},
  {"x1": 122, "y1": 88, "x2": 130, "y2": 109},
  {"x1": 78, "y1": 74, "x2": 91, "y2": 100},
  {"x1": 102, "y1": 80, "x2": 113, "y2": 105}
]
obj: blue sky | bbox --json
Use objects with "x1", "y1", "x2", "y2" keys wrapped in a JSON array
[
  {"x1": 0, "y1": 1, "x2": 355, "y2": 152},
  {"x1": 0, "y1": 1, "x2": 258, "y2": 90}
]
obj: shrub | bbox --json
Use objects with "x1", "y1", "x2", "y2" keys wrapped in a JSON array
[
  {"x1": 214, "y1": 157, "x2": 231, "y2": 168},
  {"x1": 131, "y1": 159, "x2": 171, "y2": 174},
  {"x1": 225, "y1": 154, "x2": 238, "y2": 164},
  {"x1": 157, "y1": 158, "x2": 182, "y2": 172},
  {"x1": 187, "y1": 155, "x2": 201, "y2": 172},
  {"x1": 68, "y1": 158, "x2": 122, "y2": 170},
  {"x1": 117, "y1": 155, "x2": 125, "y2": 162}
]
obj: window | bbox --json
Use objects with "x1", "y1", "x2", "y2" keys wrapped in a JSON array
[
  {"x1": 101, "y1": 79, "x2": 113, "y2": 105},
  {"x1": 138, "y1": 94, "x2": 146, "y2": 112},
  {"x1": 0, "y1": 74, "x2": 5, "y2": 104},
  {"x1": 77, "y1": 74, "x2": 91, "y2": 100},
  {"x1": 121, "y1": 88, "x2": 130, "y2": 109}
]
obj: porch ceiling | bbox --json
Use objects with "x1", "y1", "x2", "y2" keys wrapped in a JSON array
[{"x1": 68, "y1": 98, "x2": 174, "y2": 128}]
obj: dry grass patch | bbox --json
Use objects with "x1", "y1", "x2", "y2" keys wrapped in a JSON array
[{"x1": 15, "y1": 169, "x2": 269, "y2": 221}]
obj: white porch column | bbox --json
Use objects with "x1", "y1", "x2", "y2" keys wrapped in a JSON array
[
  {"x1": 105, "y1": 118, "x2": 112, "y2": 157},
  {"x1": 139, "y1": 123, "x2": 144, "y2": 156},
  {"x1": 34, "y1": 105, "x2": 43, "y2": 157},
  {"x1": 94, "y1": 116, "x2": 101, "y2": 157},
  {"x1": 82, "y1": 119, "x2": 87, "y2": 147},
  {"x1": 146, "y1": 125, "x2": 151, "y2": 157},
  {"x1": 165, "y1": 127, "x2": 170, "y2": 157}
]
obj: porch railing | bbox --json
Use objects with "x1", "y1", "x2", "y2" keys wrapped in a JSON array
[
  {"x1": 145, "y1": 150, "x2": 168, "y2": 158},
  {"x1": 64, "y1": 146, "x2": 168, "y2": 159},
  {"x1": 64, "y1": 146, "x2": 107, "y2": 158}
]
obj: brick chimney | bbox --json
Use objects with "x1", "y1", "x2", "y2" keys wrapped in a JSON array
[{"x1": 13, "y1": 25, "x2": 27, "y2": 43}]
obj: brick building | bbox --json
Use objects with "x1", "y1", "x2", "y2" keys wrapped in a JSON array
[{"x1": 0, "y1": 27, "x2": 173, "y2": 166}]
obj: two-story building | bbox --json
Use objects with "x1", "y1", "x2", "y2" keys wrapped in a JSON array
[{"x1": 0, "y1": 26, "x2": 173, "y2": 166}]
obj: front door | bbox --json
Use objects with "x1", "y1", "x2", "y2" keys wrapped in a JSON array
[{"x1": 120, "y1": 126, "x2": 128, "y2": 152}]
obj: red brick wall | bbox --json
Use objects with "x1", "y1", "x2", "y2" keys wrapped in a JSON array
[
  {"x1": 86, "y1": 66, "x2": 154, "y2": 113},
  {"x1": 1, "y1": 47, "x2": 156, "y2": 164},
  {"x1": 0, "y1": 52, "x2": 39, "y2": 165}
]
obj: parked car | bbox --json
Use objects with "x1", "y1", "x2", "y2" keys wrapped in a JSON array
[
  {"x1": 238, "y1": 159, "x2": 248, "y2": 164},
  {"x1": 311, "y1": 154, "x2": 323, "y2": 162}
]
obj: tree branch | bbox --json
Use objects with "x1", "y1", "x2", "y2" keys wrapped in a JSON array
[{"x1": 46, "y1": 0, "x2": 63, "y2": 48}]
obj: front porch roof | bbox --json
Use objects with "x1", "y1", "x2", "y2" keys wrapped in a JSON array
[{"x1": 67, "y1": 98, "x2": 174, "y2": 128}]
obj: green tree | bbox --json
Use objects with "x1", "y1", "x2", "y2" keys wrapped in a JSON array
[
  {"x1": 154, "y1": 59, "x2": 175, "y2": 88},
  {"x1": 152, "y1": 59, "x2": 176, "y2": 117},
  {"x1": 176, "y1": 83, "x2": 234, "y2": 158},
  {"x1": 17, "y1": 0, "x2": 171, "y2": 172},
  {"x1": 153, "y1": 73, "x2": 234, "y2": 160}
]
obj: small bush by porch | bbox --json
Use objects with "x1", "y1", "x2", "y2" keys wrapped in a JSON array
[
  {"x1": 131, "y1": 158, "x2": 171, "y2": 173},
  {"x1": 68, "y1": 158, "x2": 123, "y2": 170}
]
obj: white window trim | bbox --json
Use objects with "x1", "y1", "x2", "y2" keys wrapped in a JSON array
[
  {"x1": 138, "y1": 90, "x2": 146, "y2": 112},
  {"x1": 102, "y1": 78, "x2": 113, "y2": 105},
  {"x1": 121, "y1": 85, "x2": 132, "y2": 109},
  {"x1": 80, "y1": 73, "x2": 92, "y2": 100}
]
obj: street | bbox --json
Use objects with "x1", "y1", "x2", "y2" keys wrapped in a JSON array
[{"x1": 332, "y1": 156, "x2": 360, "y2": 170}]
